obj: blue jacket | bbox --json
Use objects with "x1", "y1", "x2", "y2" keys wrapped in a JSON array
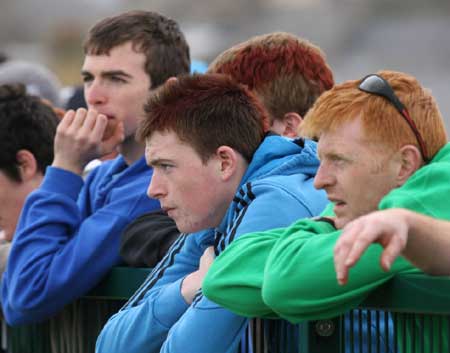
[
  {"x1": 1, "y1": 156, "x2": 159, "y2": 325},
  {"x1": 96, "y1": 135, "x2": 328, "y2": 353}
]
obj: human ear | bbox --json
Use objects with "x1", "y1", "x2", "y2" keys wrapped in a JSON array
[
  {"x1": 215, "y1": 146, "x2": 239, "y2": 181},
  {"x1": 282, "y1": 112, "x2": 303, "y2": 138},
  {"x1": 396, "y1": 145, "x2": 422, "y2": 186},
  {"x1": 16, "y1": 149, "x2": 39, "y2": 182}
]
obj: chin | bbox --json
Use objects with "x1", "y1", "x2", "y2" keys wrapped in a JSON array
[
  {"x1": 176, "y1": 222, "x2": 199, "y2": 234},
  {"x1": 178, "y1": 219, "x2": 213, "y2": 234},
  {"x1": 334, "y1": 217, "x2": 350, "y2": 230}
]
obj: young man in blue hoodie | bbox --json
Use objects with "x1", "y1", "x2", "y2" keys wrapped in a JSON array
[
  {"x1": 1, "y1": 10, "x2": 191, "y2": 325},
  {"x1": 95, "y1": 74, "x2": 328, "y2": 353}
]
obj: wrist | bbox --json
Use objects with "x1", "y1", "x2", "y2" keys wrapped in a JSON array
[{"x1": 52, "y1": 158, "x2": 84, "y2": 176}]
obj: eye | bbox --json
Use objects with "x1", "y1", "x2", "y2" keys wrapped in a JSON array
[
  {"x1": 329, "y1": 155, "x2": 347, "y2": 167},
  {"x1": 158, "y1": 163, "x2": 174, "y2": 172},
  {"x1": 82, "y1": 74, "x2": 93, "y2": 84},
  {"x1": 110, "y1": 76, "x2": 127, "y2": 84}
]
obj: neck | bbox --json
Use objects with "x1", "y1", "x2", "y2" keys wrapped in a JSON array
[{"x1": 118, "y1": 135, "x2": 145, "y2": 166}]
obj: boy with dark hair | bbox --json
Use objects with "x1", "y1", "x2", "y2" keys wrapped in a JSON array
[
  {"x1": 1, "y1": 10, "x2": 190, "y2": 325},
  {"x1": 96, "y1": 74, "x2": 328, "y2": 353},
  {"x1": 208, "y1": 32, "x2": 334, "y2": 137},
  {"x1": 0, "y1": 83, "x2": 59, "y2": 273}
]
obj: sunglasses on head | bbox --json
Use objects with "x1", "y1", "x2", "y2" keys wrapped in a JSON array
[{"x1": 358, "y1": 74, "x2": 428, "y2": 161}]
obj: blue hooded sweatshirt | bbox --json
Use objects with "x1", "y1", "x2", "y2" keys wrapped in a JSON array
[
  {"x1": 1, "y1": 155, "x2": 159, "y2": 325},
  {"x1": 96, "y1": 135, "x2": 328, "y2": 353}
]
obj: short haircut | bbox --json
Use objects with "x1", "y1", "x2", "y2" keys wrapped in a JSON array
[
  {"x1": 83, "y1": 10, "x2": 190, "y2": 89},
  {"x1": 300, "y1": 70, "x2": 448, "y2": 161},
  {"x1": 137, "y1": 74, "x2": 270, "y2": 163},
  {"x1": 0, "y1": 84, "x2": 59, "y2": 181},
  {"x1": 208, "y1": 32, "x2": 334, "y2": 122}
]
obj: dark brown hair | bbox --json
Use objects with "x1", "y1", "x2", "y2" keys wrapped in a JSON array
[
  {"x1": 0, "y1": 84, "x2": 59, "y2": 181},
  {"x1": 83, "y1": 10, "x2": 190, "y2": 88}
]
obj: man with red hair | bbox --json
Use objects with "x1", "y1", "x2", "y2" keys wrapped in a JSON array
[
  {"x1": 96, "y1": 74, "x2": 328, "y2": 353},
  {"x1": 208, "y1": 32, "x2": 334, "y2": 137},
  {"x1": 203, "y1": 70, "x2": 449, "y2": 330}
]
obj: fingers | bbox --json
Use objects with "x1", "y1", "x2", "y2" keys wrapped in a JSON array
[
  {"x1": 380, "y1": 237, "x2": 404, "y2": 271},
  {"x1": 334, "y1": 221, "x2": 364, "y2": 285},
  {"x1": 345, "y1": 226, "x2": 373, "y2": 268},
  {"x1": 334, "y1": 245, "x2": 349, "y2": 286},
  {"x1": 71, "y1": 108, "x2": 89, "y2": 130},
  {"x1": 334, "y1": 215, "x2": 384, "y2": 285},
  {"x1": 53, "y1": 108, "x2": 123, "y2": 173},
  {"x1": 89, "y1": 112, "x2": 108, "y2": 140},
  {"x1": 334, "y1": 209, "x2": 409, "y2": 285},
  {"x1": 58, "y1": 109, "x2": 76, "y2": 130}
]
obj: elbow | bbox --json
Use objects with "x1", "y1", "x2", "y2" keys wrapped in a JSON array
[
  {"x1": 2, "y1": 286, "x2": 55, "y2": 325},
  {"x1": 262, "y1": 268, "x2": 312, "y2": 323},
  {"x1": 2, "y1": 305, "x2": 44, "y2": 326},
  {"x1": 262, "y1": 271, "x2": 290, "y2": 316},
  {"x1": 202, "y1": 270, "x2": 227, "y2": 307}
]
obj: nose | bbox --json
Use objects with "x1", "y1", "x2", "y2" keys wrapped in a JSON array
[
  {"x1": 313, "y1": 162, "x2": 335, "y2": 191},
  {"x1": 147, "y1": 170, "x2": 166, "y2": 200},
  {"x1": 84, "y1": 80, "x2": 107, "y2": 107}
]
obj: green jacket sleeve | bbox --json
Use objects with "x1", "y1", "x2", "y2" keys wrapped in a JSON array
[
  {"x1": 262, "y1": 155, "x2": 450, "y2": 323},
  {"x1": 203, "y1": 217, "x2": 335, "y2": 318},
  {"x1": 262, "y1": 225, "x2": 420, "y2": 323},
  {"x1": 203, "y1": 225, "x2": 285, "y2": 319}
]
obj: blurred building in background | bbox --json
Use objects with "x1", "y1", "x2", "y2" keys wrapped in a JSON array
[{"x1": 1, "y1": 0, "x2": 449, "y2": 132}]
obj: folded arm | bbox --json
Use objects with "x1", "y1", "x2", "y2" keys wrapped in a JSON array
[{"x1": 2, "y1": 167, "x2": 156, "y2": 325}]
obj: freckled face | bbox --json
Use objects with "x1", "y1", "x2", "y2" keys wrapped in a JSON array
[{"x1": 314, "y1": 118, "x2": 400, "y2": 229}]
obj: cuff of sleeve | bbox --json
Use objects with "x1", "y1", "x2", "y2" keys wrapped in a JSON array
[
  {"x1": 153, "y1": 277, "x2": 190, "y2": 328},
  {"x1": 41, "y1": 166, "x2": 84, "y2": 200}
]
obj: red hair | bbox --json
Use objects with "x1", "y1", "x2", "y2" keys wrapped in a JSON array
[
  {"x1": 208, "y1": 32, "x2": 334, "y2": 120},
  {"x1": 137, "y1": 74, "x2": 270, "y2": 163},
  {"x1": 301, "y1": 70, "x2": 447, "y2": 161}
]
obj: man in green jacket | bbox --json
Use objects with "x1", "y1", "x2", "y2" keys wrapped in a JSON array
[{"x1": 203, "y1": 70, "x2": 449, "y2": 322}]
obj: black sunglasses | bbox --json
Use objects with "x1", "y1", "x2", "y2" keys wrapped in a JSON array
[{"x1": 358, "y1": 74, "x2": 428, "y2": 161}]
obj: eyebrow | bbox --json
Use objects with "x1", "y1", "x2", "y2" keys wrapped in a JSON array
[
  {"x1": 80, "y1": 69, "x2": 133, "y2": 80},
  {"x1": 146, "y1": 157, "x2": 173, "y2": 167}
]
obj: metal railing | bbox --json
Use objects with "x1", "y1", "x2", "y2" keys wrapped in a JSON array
[{"x1": 2, "y1": 268, "x2": 450, "y2": 353}]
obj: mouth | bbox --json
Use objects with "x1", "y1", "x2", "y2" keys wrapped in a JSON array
[
  {"x1": 104, "y1": 114, "x2": 115, "y2": 120},
  {"x1": 162, "y1": 207, "x2": 176, "y2": 215},
  {"x1": 328, "y1": 198, "x2": 346, "y2": 211}
]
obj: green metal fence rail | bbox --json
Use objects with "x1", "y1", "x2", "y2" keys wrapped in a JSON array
[
  {"x1": 3, "y1": 268, "x2": 450, "y2": 353},
  {"x1": 303, "y1": 274, "x2": 450, "y2": 353},
  {"x1": 2, "y1": 267, "x2": 150, "y2": 353}
]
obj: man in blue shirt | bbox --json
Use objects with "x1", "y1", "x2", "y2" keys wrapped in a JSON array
[{"x1": 1, "y1": 10, "x2": 191, "y2": 325}]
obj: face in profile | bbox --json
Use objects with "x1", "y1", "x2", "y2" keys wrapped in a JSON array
[
  {"x1": 145, "y1": 130, "x2": 231, "y2": 233},
  {"x1": 314, "y1": 118, "x2": 400, "y2": 229},
  {"x1": 0, "y1": 171, "x2": 31, "y2": 242}
]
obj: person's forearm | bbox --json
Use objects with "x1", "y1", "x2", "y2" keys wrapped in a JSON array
[{"x1": 403, "y1": 211, "x2": 450, "y2": 275}]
